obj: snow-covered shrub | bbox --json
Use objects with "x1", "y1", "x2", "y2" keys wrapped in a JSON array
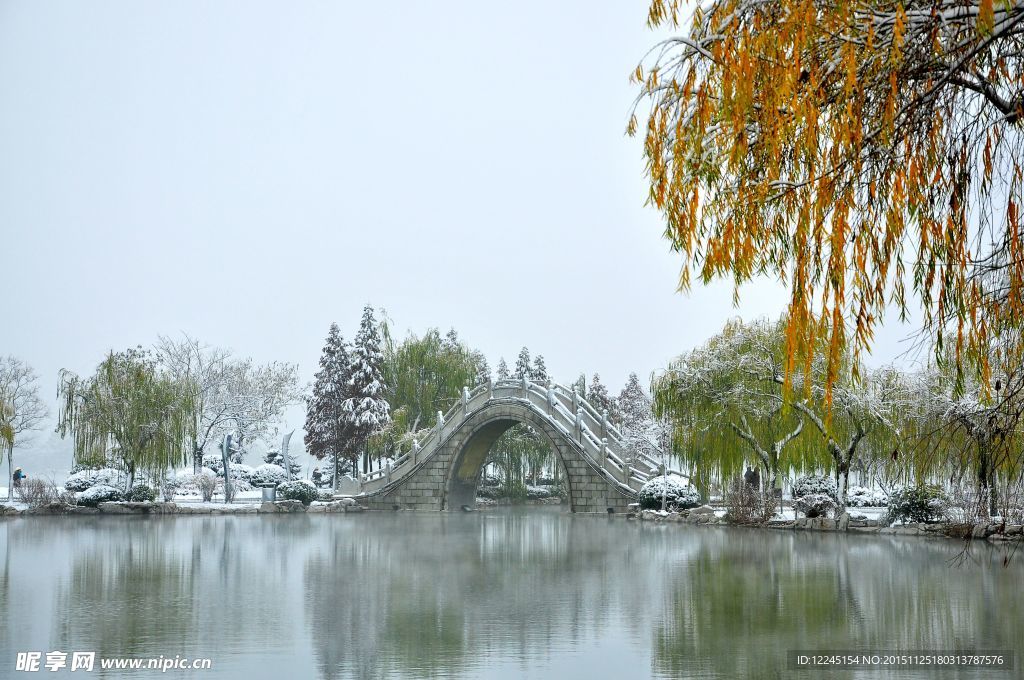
[
  {"x1": 227, "y1": 464, "x2": 254, "y2": 484},
  {"x1": 845, "y1": 486, "x2": 888, "y2": 507},
  {"x1": 317, "y1": 488, "x2": 335, "y2": 502},
  {"x1": 886, "y1": 485, "x2": 947, "y2": 524},
  {"x1": 723, "y1": 476, "x2": 776, "y2": 524},
  {"x1": 638, "y1": 474, "x2": 701, "y2": 510},
  {"x1": 526, "y1": 485, "x2": 552, "y2": 500},
  {"x1": 277, "y1": 480, "x2": 318, "y2": 506},
  {"x1": 791, "y1": 474, "x2": 839, "y2": 503},
  {"x1": 794, "y1": 493, "x2": 837, "y2": 518},
  {"x1": 77, "y1": 484, "x2": 125, "y2": 507},
  {"x1": 263, "y1": 450, "x2": 302, "y2": 476},
  {"x1": 196, "y1": 474, "x2": 216, "y2": 502},
  {"x1": 160, "y1": 477, "x2": 180, "y2": 502},
  {"x1": 126, "y1": 485, "x2": 156, "y2": 502},
  {"x1": 17, "y1": 479, "x2": 76, "y2": 508},
  {"x1": 202, "y1": 453, "x2": 225, "y2": 474},
  {"x1": 250, "y1": 464, "x2": 288, "y2": 488},
  {"x1": 64, "y1": 468, "x2": 119, "y2": 492}
]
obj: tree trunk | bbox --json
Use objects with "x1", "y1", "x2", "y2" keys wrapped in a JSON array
[{"x1": 6, "y1": 449, "x2": 12, "y2": 502}]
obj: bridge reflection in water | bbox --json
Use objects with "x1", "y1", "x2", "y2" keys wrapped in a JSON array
[{"x1": 2, "y1": 510, "x2": 1021, "y2": 680}]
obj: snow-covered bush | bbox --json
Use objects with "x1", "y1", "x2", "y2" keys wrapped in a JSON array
[
  {"x1": 251, "y1": 464, "x2": 288, "y2": 488},
  {"x1": 196, "y1": 474, "x2": 216, "y2": 502},
  {"x1": 77, "y1": 484, "x2": 125, "y2": 507},
  {"x1": 278, "y1": 480, "x2": 318, "y2": 506},
  {"x1": 791, "y1": 474, "x2": 839, "y2": 503},
  {"x1": 885, "y1": 485, "x2": 947, "y2": 524},
  {"x1": 526, "y1": 485, "x2": 552, "y2": 500},
  {"x1": 846, "y1": 486, "x2": 888, "y2": 507},
  {"x1": 638, "y1": 474, "x2": 701, "y2": 510},
  {"x1": 126, "y1": 485, "x2": 156, "y2": 502},
  {"x1": 64, "y1": 468, "x2": 119, "y2": 492},
  {"x1": 794, "y1": 493, "x2": 837, "y2": 518},
  {"x1": 317, "y1": 488, "x2": 335, "y2": 502},
  {"x1": 227, "y1": 464, "x2": 254, "y2": 484},
  {"x1": 263, "y1": 450, "x2": 302, "y2": 476},
  {"x1": 17, "y1": 479, "x2": 76, "y2": 508}
]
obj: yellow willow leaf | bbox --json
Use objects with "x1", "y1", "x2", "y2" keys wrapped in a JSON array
[{"x1": 978, "y1": 0, "x2": 995, "y2": 34}]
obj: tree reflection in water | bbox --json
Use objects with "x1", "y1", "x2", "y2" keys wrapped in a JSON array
[{"x1": 1, "y1": 511, "x2": 1021, "y2": 680}]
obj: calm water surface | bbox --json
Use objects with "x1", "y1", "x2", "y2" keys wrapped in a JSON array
[{"x1": 1, "y1": 508, "x2": 1021, "y2": 679}]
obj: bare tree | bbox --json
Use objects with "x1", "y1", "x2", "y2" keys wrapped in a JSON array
[
  {"x1": 0, "y1": 357, "x2": 48, "y2": 501},
  {"x1": 156, "y1": 335, "x2": 302, "y2": 471}
]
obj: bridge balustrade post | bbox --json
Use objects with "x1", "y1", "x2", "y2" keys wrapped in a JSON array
[
  {"x1": 463, "y1": 386, "x2": 470, "y2": 415},
  {"x1": 600, "y1": 438, "x2": 608, "y2": 465},
  {"x1": 572, "y1": 388, "x2": 580, "y2": 412},
  {"x1": 413, "y1": 439, "x2": 420, "y2": 465},
  {"x1": 386, "y1": 462, "x2": 392, "y2": 484},
  {"x1": 436, "y1": 410, "x2": 444, "y2": 434},
  {"x1": 521, "y1": 375, "x2": 529, "y2": 397},
  {"x1": 488, "y1": 377, "x2": 494, "y2": 402},
  {"x1": 547, "y1": 386, "x2": 556, "y2": 416},
  {"x1": 601, "y1": 410, "x2": 609, "y2": 439},
  {"x1": 575, "y1": 408, "x2": 583, "y2": 443}
]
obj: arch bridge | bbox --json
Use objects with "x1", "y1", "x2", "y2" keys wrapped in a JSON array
[{"x1": 341, "y1": 378, "x2": 684, "y2": 513}]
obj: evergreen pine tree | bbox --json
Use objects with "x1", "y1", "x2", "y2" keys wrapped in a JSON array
[
  {"x1": 530, "y1": 355, "x2": 548, "y2": 384},
  {"x1": 617, "y1": 373, "x2": 650, "y2": 428},
  {"x1": 442, "y1": 328, "x2": 460, "y2": 354},
  {"x1": 617, "y1": 372, "x2": 658, "y2": 462},
  {"x1": 471, "y1": 351, "x2": 490, "y2": 386},
  {"x1": 587, "y1": 373, "x2": 615, "y2": 415},
  {"x1": 304, "y1": 323, "x2": 355, "y2": 486},
  {"x1": 344, "y1": 305, "x2": 392, "y2": 473},
  {"x1": 514, "y1": 347, "x2": 531, "y2": 380},
  {"x1": 496, "y1": 358, "x2": 510, "y2": 380}
]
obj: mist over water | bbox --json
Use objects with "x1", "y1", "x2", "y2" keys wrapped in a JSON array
[{"x1": 2, "y1": 509, "x2": 1020, "y2": 679}]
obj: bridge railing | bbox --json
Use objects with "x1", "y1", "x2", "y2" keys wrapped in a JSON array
[{"x1": 354, "y1": 377, "x2": 685, "y2": 495}]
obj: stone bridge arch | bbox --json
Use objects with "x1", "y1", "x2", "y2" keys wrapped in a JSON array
[{"x1": 351, "y1": 379, "x2": 683, "y2": 514}]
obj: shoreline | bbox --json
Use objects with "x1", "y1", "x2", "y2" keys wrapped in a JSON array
[
  {"x1": 4, "y1": 500, "x2": 1021, "y2": 547},
  {"x1": 632, "y1": 506, "x2": 1024, "y2": 544}
]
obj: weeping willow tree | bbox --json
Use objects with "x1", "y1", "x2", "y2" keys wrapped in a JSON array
[
  {"x1": 654, "y1": 317, "x2": 825, "y2": 494},
  {"x1": 904, "y1": 343, "x2": 1024, "y2": 518},
  {"x1": 381, "y1": 327, "x2": 484, "y2": 433},
  {"x1": 487, "y1": 425, "x2": 555, "y2": 499},
  {"x1": 57, "y1": 348, "x2": 197, "y2": 489}
]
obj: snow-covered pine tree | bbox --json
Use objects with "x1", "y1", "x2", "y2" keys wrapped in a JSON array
[
  {"x1": 344, "y1": 305, "x2": 392, "y2": 473},
  {"x1": 471, "y1": 351, "x2": 490, "y2": 386},
  {"x1": 304, "y1": 323, "x2": 355, "y2": 487},
  {"x1": 514, "y1": 347, "x2": 531, "y2": 380},
  {"x1": 572, "y1": 373, "x2": 586, "y2": 396},
  {"x1": 496, "y1": 358, "x2": 510, "y2": 381},
  {"x1": 617, "y1": 373, "x2": 650, "y2": 429},
  {"x1": 617, "y1": 372, "x2": 661, "y2": 462},
  {"x1": 530, "y1": 355, "x2": 548, "y2": 384},
  {"x1": 587, "y1": 373, "x2": 615, "y2": 415}
]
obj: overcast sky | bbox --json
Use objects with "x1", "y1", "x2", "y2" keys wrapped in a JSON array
[{"x1": 0, "y1": 1, "x2": 918, "y2": 474}]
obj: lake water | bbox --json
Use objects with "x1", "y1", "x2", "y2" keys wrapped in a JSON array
[{"x1": 1, "y1": 508, "x2": 1021, "y2": 679}]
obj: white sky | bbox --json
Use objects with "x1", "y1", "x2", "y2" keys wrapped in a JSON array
[{"x1": 0, "y1": 1, "x2": 920, "y2": 475}]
